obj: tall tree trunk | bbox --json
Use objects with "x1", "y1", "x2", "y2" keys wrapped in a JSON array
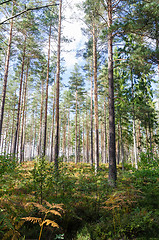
[
  {"x1": 82, "y1": 119, "x2": 85, "y2": 163},
  {"x1": 38, "y1": 78, "x2": 44, "y2": 156},
  {"x1": 50, "y1": 83, "x2": 56, "y2": 162},
  {"x1": 67, "y1": 111, "x2": 70, "y2": 163},
  {"x1": 117, "y1": 122, "x2": 120, "y2": 165},
  {"x1": 10, "y1": 92, "x2": 16, "y2": 154},
  {"x1": 43, "y1": 24, "x2": 51, "y2": 157},
  {"x1": 62, "y1": 120, "x2": 66, "y2": 161},
  {"x1": 93, "y1": 22, "x2": 99, "y2": 173},
  {"x1": 54, "y1": 0, "x2": 62, "y2": 172},
  {"x1": 75, "y1": 89, "x2": 78, "y2": 164},
  {"x1": 13, "y1": 35, "x2": 26, "y2": 156},
  {"x1": 108, "y1": 0, "x2": 117, "y2": 185},
  {"x1": 78, "y1": 114, "x2": 81, "y2": 162},
  {"x1": 90, "y1": 64, "x2": 94, "y2": 166},
  {"x1": 0, "y1": 8, "x2": 13, "y2": 143},
  {"x1": 120, "y1": 117, "x2": 124, "y2": 170},
  {"x1": 20, "y1": 59, "x2": 29, "y2": 163},
  {"x1": 104, "y1": 100, "x2": 107, "y2": 164},
  {"x1": 131, "y1": 70, "x2": 138, "y2": 169}
]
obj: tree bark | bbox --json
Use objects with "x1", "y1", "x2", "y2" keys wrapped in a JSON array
[
  {"x1": 50, "y1": 82, "x2": 56, "y2": 162},
  {"x1": 0, "y1": 9, "x2": 13, "y2": 143},
  {"x1": 54, "y1": 0, "x2": 62, "y2": 172},
  {"x1": 108, "y1": 0, "x2": 117, "y2": 185},
  {"x1": 13, "y1": 35, "x2": 26, "y2": 156},
  {"x1": 20, "y1": 59, "x2": 29, "y2": 163},
  {"x1": 43, "y1": 24, "x2": 51, "y2": 157},
  {"x1": 38, "y1": 77, "x2": 44, "y2": 156},
  {"x1": 90, "y1": 64, "x2": 94, "y2": 166},
  {"x1": 75, "y1": 89, "x2": 78, "y2": 164},
  {"x1": 93, "y1": 22, "x2": 99, "y2": 173}
]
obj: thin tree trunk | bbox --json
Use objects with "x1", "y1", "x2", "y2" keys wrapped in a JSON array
[
  {"x1": 90, "y1": 65, "x2": 94, "y2": 166},
  {"x1": 10, "y1": 92, "x2": 16, "y2": 154},
  {"x1": 78, "y1": 114, "x2": 81, "y2": 162},
  {"x1": 117, "y1": 122, "x2": 120, "y2": 165},
  {"x1": 104, "y1": 100, "x2": 107, "y2": 164},
  {"x1": 120, "y1": 118, "x2": 124, "y2": 170},
  {"x1": 50, "y1": 83, "x2": 56, "y2": 162},
  {"x1": 54, "y1": 0, "x2": 62, "y2": 172},
  {"x1": 131, "y1": 70, "x2": 138, "y2": 169},
  {"x1": 43, "y1": 24, "x2": 51, "y2": 157},
  {"x1": 93, "y1": 22, "x2": 99, "y2": 173},
  {"x1": 67, "y1": 111, "x2": 70, "y2": 163},
  {"x1": 20, "y1": 59, "x2": 29, "y2": 163},
  {"x1": 108, "y1": 0, "x2": 117, "y2": 185},
  {"x1": 38, "y1": 78, "x2": 44, "y2": 156},
  {"x1": 75, "y1": 89, "x2": 78, "y2": 164},
  {"x1": 13, "y1": 35, "x2": 26, "y2": 156},
  {"x1": 0, "y1": 8, "x2": 13, "y2": 143},
  {"x1": 82, "y1": 120, "x2": 85, "y2": 163}
]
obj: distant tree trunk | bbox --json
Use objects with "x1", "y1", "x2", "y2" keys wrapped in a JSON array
[
  {"x1": 38, "y1": 78, "x2": 44, "y2": 156},
  {"x1": 131, "y1": 70, "x2": 138, "y2": 169},
  {"x1": 75, "y1": 89, "x2": 78, "y2": 164},
  {"x1": 78, "y1": 114, "x2": 81, "y2": 162},
  {"x1": 108, "y1": 0, "x2": 117, "y2": 185},
  {"x1": 90, "y1": 66, "x2": 94, "y2": 166},
  {"x1": 54, "y1": 0, "x2": 62, "y2": 172},
  {"x1": 104, "y1": 100, "x2": 107, "y2": 164},
  {"x1": 13, "y1": 35, "x2": 26, "y2": 156},
  {"x1": 10, "y1": 92, "x2": 16, "y2": 154},
  {"x1": 120, "y1": 117, "x2": 124, "y2": 170},
  {"x1": 43, "y1": 24, "x2": 51, "y2": 157},
  {"x1": 67, "y1": 111, "x2": 70, "y2": 162},
  {"x1": 82, "y1": 120, "x2": 85, "y2": 163},
  {"x1": 0, "y1": 11, "x2": 13, "y2": 143},
  {"x1": 101, "y1": 122, "x2": 104, "y2": 163},
  {"x1": 20, "y1": 59, "x2": 29, "y2": 163},
  {"x1": 50, "y1": 83, "x2": 56, "y2": 162},
  {"x1": 117, "y1": 122, "x2": 120, "y2": 165},
  {"x1": 93, "y1": 22, "x2": 99, "y2": 173},
  {"x1": 62, "y1": 120, "x2": 66, "y2": 161}
]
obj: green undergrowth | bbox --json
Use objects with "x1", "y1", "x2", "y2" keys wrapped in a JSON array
[{"x1": 0, "y1": 154, "x2": 159, "y2": 239}]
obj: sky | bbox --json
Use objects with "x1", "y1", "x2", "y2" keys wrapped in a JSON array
[{"x1": 61, "y1": 0, "x2": 86, "y2": 81}]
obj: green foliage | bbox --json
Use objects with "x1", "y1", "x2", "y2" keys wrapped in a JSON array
[
  {"x1": 0, "y1": 154, "x2": 17, "y2": 176},
  {"x1": 0, "y1": 154, "x2": 159, "y2": 239}
]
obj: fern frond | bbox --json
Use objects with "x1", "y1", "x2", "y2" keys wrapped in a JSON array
[
  {"x1": 21, "y1": 217, "x2": 42, "y2": 225},
  {"x1": 42, "y1": 219, "x2": 59, "y2": 228},
  {"x1": 25, "y1": 202, "x2": 48, "y2": 213},
  {"x1": 49, "y1": 209, "x2": 61, "y2": 217}
]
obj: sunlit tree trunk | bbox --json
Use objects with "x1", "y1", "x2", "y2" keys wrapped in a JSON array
[
  {"x1": 50, "y1": 83, "x2": 56, "y2": 162},
  {"x1": 90, "y1": 66, "x2": 94, "y2": 166},
  {"x1": 13, "y1": 35, "x2": 26, "y2": 156},
  {"x1": 75, "y1": 89, "x2": 78, "y2": 164},
  {"x1": 38, "y1": 78, "x2": 44, "y2": 156},
  {"x1": 93, "y1": 22, "x2": 99, "y2": 173},
  {"x1": 67, "y1": 111, "x2": 70, "y2": 162},
  {"x1": 43, "y1": 24, "x2": 51, "y2": 157},
  {"x1": 104, "y1": 100, "x2": 107, "y2": 164},
  {"x1": 108, "y1": 0, "x2": 117, "y2": 185},
  {"x1": 54, "y1": 0, "x2": 62, "y2": 172},
  {"x1": 0, "y1": 7, "x2": 14, "y2": 143},
  {"x1": 20, "y1": 59, "x2": 29, "y2": 163}
]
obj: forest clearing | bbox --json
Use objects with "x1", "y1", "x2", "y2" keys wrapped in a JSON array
[{"x1": 0, "y1": 0, "x2": 159, "y2": 239}]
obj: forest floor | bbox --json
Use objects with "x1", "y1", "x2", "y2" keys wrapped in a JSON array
[{"x1": 0, "y1": 154, "x2": 159, "y2": 240}]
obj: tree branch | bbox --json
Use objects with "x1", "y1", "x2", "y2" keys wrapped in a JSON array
[
  {"x1": 0, "y1": 0, "x2": 12, "y2": 6},
  {"x1": 0, "y1": 3, "x2": 59, "y2": 25}
]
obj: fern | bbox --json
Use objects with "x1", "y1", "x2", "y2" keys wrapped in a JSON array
[{"x1": 23, "y1": 200, "x2": 63, "y2": 240}]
